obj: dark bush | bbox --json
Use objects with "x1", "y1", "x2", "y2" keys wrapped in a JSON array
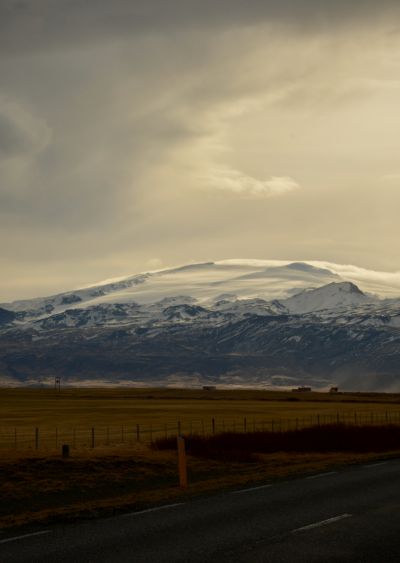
[{"x1": 153, "y1": 424, "x2": 400, "y2": 460}]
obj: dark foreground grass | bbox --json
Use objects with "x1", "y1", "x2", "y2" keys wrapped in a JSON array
[{"x1": 154, "y1": 423, "x2": 400, "y2": 461}]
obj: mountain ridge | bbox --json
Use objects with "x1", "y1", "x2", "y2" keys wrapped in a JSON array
[{"x1": 1, "y1": 260, "x2": 400, "y2": 391}]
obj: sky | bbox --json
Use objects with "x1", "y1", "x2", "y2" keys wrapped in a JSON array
[{"x1": 2, "y1": 0, "x2": 400, "y2": 300}]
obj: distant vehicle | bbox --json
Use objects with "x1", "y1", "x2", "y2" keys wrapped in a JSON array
[{"x1": 292, "y1": 386, "x2": 312, "y2": 392}]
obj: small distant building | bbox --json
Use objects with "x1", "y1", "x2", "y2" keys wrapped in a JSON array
[
  {"x1": 329, "y1": 386, "x2": 339, "y2": 393},
  {"x1": 202, "y1": 385, "x2": 216, "y2": 391},
  {"x1": 292, "y1": 386, "x2": 312, "y2": 393}
]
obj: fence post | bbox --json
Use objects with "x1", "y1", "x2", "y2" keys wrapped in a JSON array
[
  {"x1": 212, "y1": 418, "x2": 215, "y2": 434},
  {"x1": 14, "y1": 428, "x2": 17, "y2": 449},
  {"x1": 106, "y1": 426, "x2": 110, "y2": 445},
  {"x1": 35, "y1": 427, "x2": 39, "y2": 450},
  {"x1": 55, "y1": 427, "x2": 58, "y2": 448},
  {"x1": 73, "y1": 428, "x2": 76, "y2": 448},
  {"x1": 244, "y1": 417, "x2": 247, "y2": 432},
  {"x1": 62, "y1": 444, "x2": 70, "y2": 459},
  {"x1": 177, "y1": 420, "x2": 181, "y2": 436},
  {"x1": 177, "y1": 436, "x2": 188, "y2": 488},
  {"x1": 271, "y1": 419, "x2": 274, "y2": 432},
  {"x1": 136, "y1": 424, "x2": 140, "y2": 441},
  {"x1": 150, "y1": 424, "x2": 153, "y2": 443},
  {"x1": 91, "y1": 427, "x2": 95, "y2": 448}
]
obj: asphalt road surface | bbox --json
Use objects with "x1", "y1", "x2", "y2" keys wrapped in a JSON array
[{"x1": 2, "y1": 459, "x2": 400, "y2": 562}]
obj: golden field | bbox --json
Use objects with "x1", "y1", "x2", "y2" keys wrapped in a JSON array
[
  {"x1": 1, "y1": 387, "x2": 400, "y2": 451},
  {"x1": 2, "y1": 387, "x2": 400, "y2": 427}
]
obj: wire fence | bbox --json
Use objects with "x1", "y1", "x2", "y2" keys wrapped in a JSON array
[{"x1": 2, "y1": 410, "x2": 400, "y2": 451}]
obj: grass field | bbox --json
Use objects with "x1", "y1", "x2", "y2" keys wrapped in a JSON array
[
  {"x1": 2, "y1": 387, "x2": 400, "y2": 451},
  {"x1": 3, "y1": 387, "x2": 400, "y2": 530},
  {"x1": 2, "y1": 387, "x2": 400, "y2": 428}
]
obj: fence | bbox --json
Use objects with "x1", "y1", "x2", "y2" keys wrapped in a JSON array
[{"x1": 2, "y1": 410, "x2": 400, "y2": 451}]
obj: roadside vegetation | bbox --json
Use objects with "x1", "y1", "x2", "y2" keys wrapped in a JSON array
[{"x1": 155, "y1": 424, "x2": 400, "y2": 462}]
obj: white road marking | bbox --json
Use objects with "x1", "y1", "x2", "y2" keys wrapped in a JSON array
[
  {"x1": 122, "y1": 503, "x2": 185, "y2": 517},
  {"x1": 232, "y1": 484, "x2": 273, "y2": 495},
  {"x1": 364, "y1": 462, "x2": 387, "y2": 468},
  {"x1": 306, "y1": 471, "x2": 337, "y2": 480},
  {"x1": 0, "y1": 530, "x2": 51, "y2": 545},
  {"x1": 291, "y1": 514, "x2": 352, "y2": 534}
]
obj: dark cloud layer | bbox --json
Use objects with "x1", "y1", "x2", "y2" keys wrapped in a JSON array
[{"x1": 1, "y1": 0, "x2": 399, "y2": 55}]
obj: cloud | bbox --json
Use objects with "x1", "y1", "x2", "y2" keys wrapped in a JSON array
[
  {"x1": 381, "y1": 173, "x2": 400, "y2": 183},
  {"x1": 0, "y1": 97, "x2": 50, "y2": 161},
  {"x1": 203, "y1": 167, "x2": 300, "y2": 197},
  {"x1": 0, "y1": 0, "x2": 399, "y2": 57},
  {"x1": 1, "y1": 1, "x2": 400, "y2": 300}
]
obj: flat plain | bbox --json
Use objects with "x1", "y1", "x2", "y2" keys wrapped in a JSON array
[
  {"x1": 2, "y1": 387, "x2": 400, "y2": 428},
  {"x1": 2, "y1": 387, "x2": 400, "y2": 530}
]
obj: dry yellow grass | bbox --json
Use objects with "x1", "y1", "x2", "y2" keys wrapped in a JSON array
[
  {"x1": 2, "y1": 387, "x2": 400, "y2": 451},
  {"x1": 2, "y1": 387, "x2": 400, "y2": 428}
]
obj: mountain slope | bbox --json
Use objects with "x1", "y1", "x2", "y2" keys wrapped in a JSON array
[{"x1": 1, "y1": 260, "x2": 400, "y2": 390}]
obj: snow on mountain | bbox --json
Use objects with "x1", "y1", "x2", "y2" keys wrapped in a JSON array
[
  {"x1": 2, "y1": 260, "x2": 400, "y2": 323},
  {"x1": 0, "y1": 260, "x2": 342, "y2": 316},
  {"x1": 282, "y1": 282, "x2": 373, "y2": 314}
]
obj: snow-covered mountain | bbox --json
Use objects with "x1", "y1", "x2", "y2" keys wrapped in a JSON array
[
  {"x1": 1, "y1": 260, "x2": 400, "y2": 390},
  {"x1": 282, "y1": 282, "x2": 374, "y2": 314},
  {"x1": 2, "y1": 259, "x2": 398, "y2": 318}
]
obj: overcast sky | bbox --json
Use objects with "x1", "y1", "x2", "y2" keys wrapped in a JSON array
[{"x1": 2, "y1": 0, "x2": 400, "y2": 300}]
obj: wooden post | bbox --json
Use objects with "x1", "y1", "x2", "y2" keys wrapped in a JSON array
[
  {"x1": 136, "y1": 424, "x2": 140, "y2": 441},
  {"x1": 55, "y1": 427, "x2": 58, "y2": 448},
  {"x1": 244, "y1": 417, "x2": 247, "y2": 432},
  {"x1": 177, "y1": 436, "x2": 188, "y2": 488},
  {"x1": 62, "y1": 444, "x2": 70, "y2": 458},
  {"x1": 106, "y1": 426, "x2": 110, "y2": 445},
  {"x1": 212, "y1": 418, "x2": 215, "y2": 434},
  {"x1": 91, "y1": 427, "x2": 95, "y2": 448},
  {"x1": 35, "y1": 427, "x2": 39, "y2": 450},
  {"x1": 177, "y1": 420, "x2": 181, "y2": 436},
  {"x1": 73, "y1": 428, "x2": 76, "y2": 448},
  {"x1": 14, "y1": 428, "x2": 17, "y2": 449}
]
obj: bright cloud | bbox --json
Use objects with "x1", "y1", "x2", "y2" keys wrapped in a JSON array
[{"x1": 204, "y1": 167, "x2": 300, "y2": 197}]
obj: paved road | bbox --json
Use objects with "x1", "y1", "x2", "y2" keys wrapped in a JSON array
[{"x1": 2, "y1": 459, "x2": 400, "y2": 562}]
